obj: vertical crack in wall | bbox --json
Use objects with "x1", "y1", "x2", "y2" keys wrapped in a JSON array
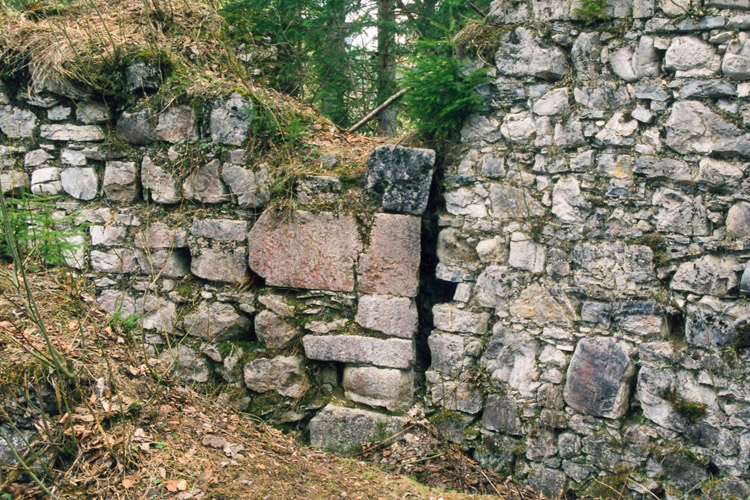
[{"x1": 415, "y1": 157, "x2": 455, "y2": 398}]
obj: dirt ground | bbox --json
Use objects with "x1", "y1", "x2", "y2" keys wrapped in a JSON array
[{"x1": 0, "y1": 266, "x2": 547, "y2": 500}]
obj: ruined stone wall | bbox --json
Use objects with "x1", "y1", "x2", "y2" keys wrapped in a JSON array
[
  {"x1": 0, "y1": 62, "x2": 436, "y2": 451},
  {"x1": 428, "y1": 0, "x2": 750, "y2": 498}
]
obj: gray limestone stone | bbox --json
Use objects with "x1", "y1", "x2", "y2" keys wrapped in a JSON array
[
  {"x1": 528, "y1": 467, "x2": 567, "y2": 499},
  {"x1": 103, "y1": 161, "x2": 138, "y2": 202},
  {"x1": 210, "y1": 93, "x2": 253, "y2": 146},
  {"x1": 183, "y1": 160, "x2": 229, "y2": 204},
  {"x1": 47, "y1": 105, "x2": 70, "y2": 120},
  {"x1": 116, "y1": 109, "x2": 157, "y2": 145},
  {"x1": 296, "y1": 175, "x2": 342, "y2": 204},
  {"x1": 564, "y1": 337, "x2": 635, "y2": 419},
  {"x1": 31, "y1": 167, "x2": 62, "y2": 195},
  {"x1": 136, "y1": 223, "x2": 187, "y2": 249},
  {"x1": 244, "y1": 355, "x2": 309, "y2": 398},
  {"x1": 40, "y1": 124, "x2": 104, "y2": 142},
  {"x1": 358, "y1": 214, "x2": 421, "y2": 297},
  {"x1": 495, "y1": 28, "x2": 569, "y2": 80},
  {"x1": 428, "y1": 332, "x2": 482, "y2": 377},
  {"x1": 727, "y1": 201, "x2": 750, "y2": 238},
  {"x1": 61, "y1": 149, "x2": 86, "y2": 166},
  {"x1": 254, "y1": 310, "x2": 300, "y2": 349},
  {"x1": 135, "y1": 248, "x2": 190, "y2": 278},
  {"x1": 696, "y1": 157, "x2": 744, "y2": 191},
  {"x1": 501, "y1": 111, "x2": 536, "y2": 143},
  {"x1": 0, "y1": 106, "x2": 37, "y2": 138},
  {"x1": 139, "y1": 295, "x2": 178, "y2": 334},
  {"x1": 192, "y1": 218, "x2": 248, "y2": 241},
  {"x1": 24, "y1": 149, "x2": 52, "y2": 167},
  {"x1": 0, "y1": 171, "x2": 27, "y2": 194},
  {"x1": 141, "y1": 155, "x2": 180, "y2": 204},
  {"x1": 183, "y1": 301, "x2": 250, "y2": 341},
  {"x1": 309, "y1": 404, "x2": 404, "y2": 452},
  {"x1": 483, "y1": 394, "x2": 523, "y2": 435},
  {"x1": 90, "y1": 225, "x2": 126, "y2": 246},
  {"x1": 671, "y1": 255, "x2": 739, "y2": 296},
  {"x1": 634, "y1": 156, "x2": 693, "y2": 183},
  {"x1": 90, "y1": 249, "x2": 138, "y2": 273},
  {"x1": 190, "y1": 246, "x2": 248, "y2": 284},
  {"x1": 572, "y1": 32, "x2": 601, "y2": 79},
  {"x1": 364, "y1": 145, "x2": 436, "y2": 215},
  {"x1": 302, "y1": 334, "x2": 414, "y2": 369},
  {"x1": 594, "y1": 111, "x2": 639, "y2": 147},
  {"x1": 60, "y1": 167, "x2": 97, "y2": 200},
  {"x1": 221, "y1": 163, "x2": 270, "y2": 207},
  {"x1": 665, "y1": 36, "x2": 720, "y2": 77},
  {"x1": 508, "y1": 232, "x2": 545, "y2": 272},
  {"x1": 160, "y1": 345, "x2": 210, "y2": 383},
  {"x1": 248, "y1": 210, "x2": 362, "y2": 292},
  {"x1": 343, "y1": 366, "x2": 414, "y2": 411},
  {"x1": 155, "y1": 105, "x2": 197, "y2": 143},
  {"x1": 433, "y1": 303, "x2": 489, "y2": 334},
  {"x1": 126, "y1": 61, "x2": 160, "y2": 91},
  {"x1": 665, "y1": 100, "x2": 743, "y2": 155},
  {"x1": 653, "y1": 188, "x2": 709, "y2": 236},
  {"x1": 76, "y1": 101, "x2": 110, "y2": 124},
  {"x1": 480, "y1": 326, "x2": 541, "y2": 397},
  {"x1": 681, "y1": 80, "x2": 738, "y2": 99},
  {"x1": 426, "y1": 372, "x2": 483, "y2": 413},
  {"x1": 552, "y1": 176, "x2": 589, "y2": 223},
  {"x1": 571, "y1": 242, "x2": 656, "y2": 296},
  {"x1": 355, "y1": 294, "x2": 418, "y2": 338},
  {"x1": 723, "y1": 41, "x2": 750, "y2": 80},
  {"x1": 533, "y1": 87, "x2": 569, "y2": 116}
]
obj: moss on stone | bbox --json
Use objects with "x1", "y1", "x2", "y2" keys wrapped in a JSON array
[{"x1": 661, "y1": 388, "x2": 708, "y2": 423}]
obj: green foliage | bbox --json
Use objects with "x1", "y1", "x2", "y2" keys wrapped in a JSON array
[
  {"x1": 110, "y1": 310, "x2": 141, "y2": 333},
  {"x1": 575, "y1": 0, "x2": 610, "y2": 24},
  {"x1": 401, "y1": 40, "x2": 488, "y2": 140},
  {"x1": 0, "y1": 193, "x2": 86, "y2": 266}
]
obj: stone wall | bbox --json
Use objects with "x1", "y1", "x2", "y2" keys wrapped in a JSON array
[
  {"x1": 429, "y1": 0, "x2": 750, "y2": 498},
  {"x1": 4, "y1": 1, "x2": 750, "y2": 497},
  {"x1": 0, "y1": 63, "x2": 436, "y2": 452}
]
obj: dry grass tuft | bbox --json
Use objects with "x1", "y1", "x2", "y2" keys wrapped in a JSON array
[{"x1": 0, "y1": 0, "x2": 225, "y2": 95}]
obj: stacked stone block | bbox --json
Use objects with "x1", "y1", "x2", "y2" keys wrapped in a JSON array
[
  {"x1": 0, "y1": 67, "x2": 435, "y2": 452},
  {"x1": 429, "y1": 0, "x2": 750, "y2": 497}
]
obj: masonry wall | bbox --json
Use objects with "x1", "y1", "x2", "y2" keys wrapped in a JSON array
[
  {"x1": 4, "y1": 1, "x2": 750, "y2": 497},
  {"x1": 427, "y1": 0, "x2": 750, "y2": 498},
  {"x1": 0, "y1": 61, "x2": 437, "y2": 452}
]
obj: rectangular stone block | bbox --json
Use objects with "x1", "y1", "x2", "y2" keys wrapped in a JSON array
[
  {"x1": 563, "y1": 337, "x2": 634, "y2": 419},
  {"x1": 309, "y1": 404, "x2": 404, "y2": 453},
  {"x1": 355, "y1": 294, "x2": 418, "y2": 338},
  {"x1": 40, "y1": 124, "x2": 105, "y2": 141},
  {"x1": 191, "y1": 247, "x2": 248, "y2": 284},
  {"x1": 302, "y1": 334, "x2": 414, "y2": 369},
  {"x1": 358, "y1": 213, "x2": 420, "y2": 297},
  {"x1": 248, "y1": 210, "x2": 362, "y2": 292},
  {"x1": 343, "y1": 366, "x2": 414, "y2": 411}
]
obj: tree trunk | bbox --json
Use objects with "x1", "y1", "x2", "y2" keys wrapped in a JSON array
[{"x1": 376, "y1": 0, "x2": 398, "y2": 136}]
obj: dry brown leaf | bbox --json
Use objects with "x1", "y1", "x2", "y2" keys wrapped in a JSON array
[
  {"x1": 165, "y1": 478, "x2": 188, "y2": 492},
  {"x1": 121, "y1": 476, "x2": 137, "y2": 489}
]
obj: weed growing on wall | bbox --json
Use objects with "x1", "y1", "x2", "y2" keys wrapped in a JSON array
[
  {"x1": 575, "y1": 0, "x2": 610, "y2": 24},
  {"x1": 401, "y1": 39, "x2": 488, "y2": 141},
  {"x1": 0, "y1": 193, "x2": 86, "y2": 266}
]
